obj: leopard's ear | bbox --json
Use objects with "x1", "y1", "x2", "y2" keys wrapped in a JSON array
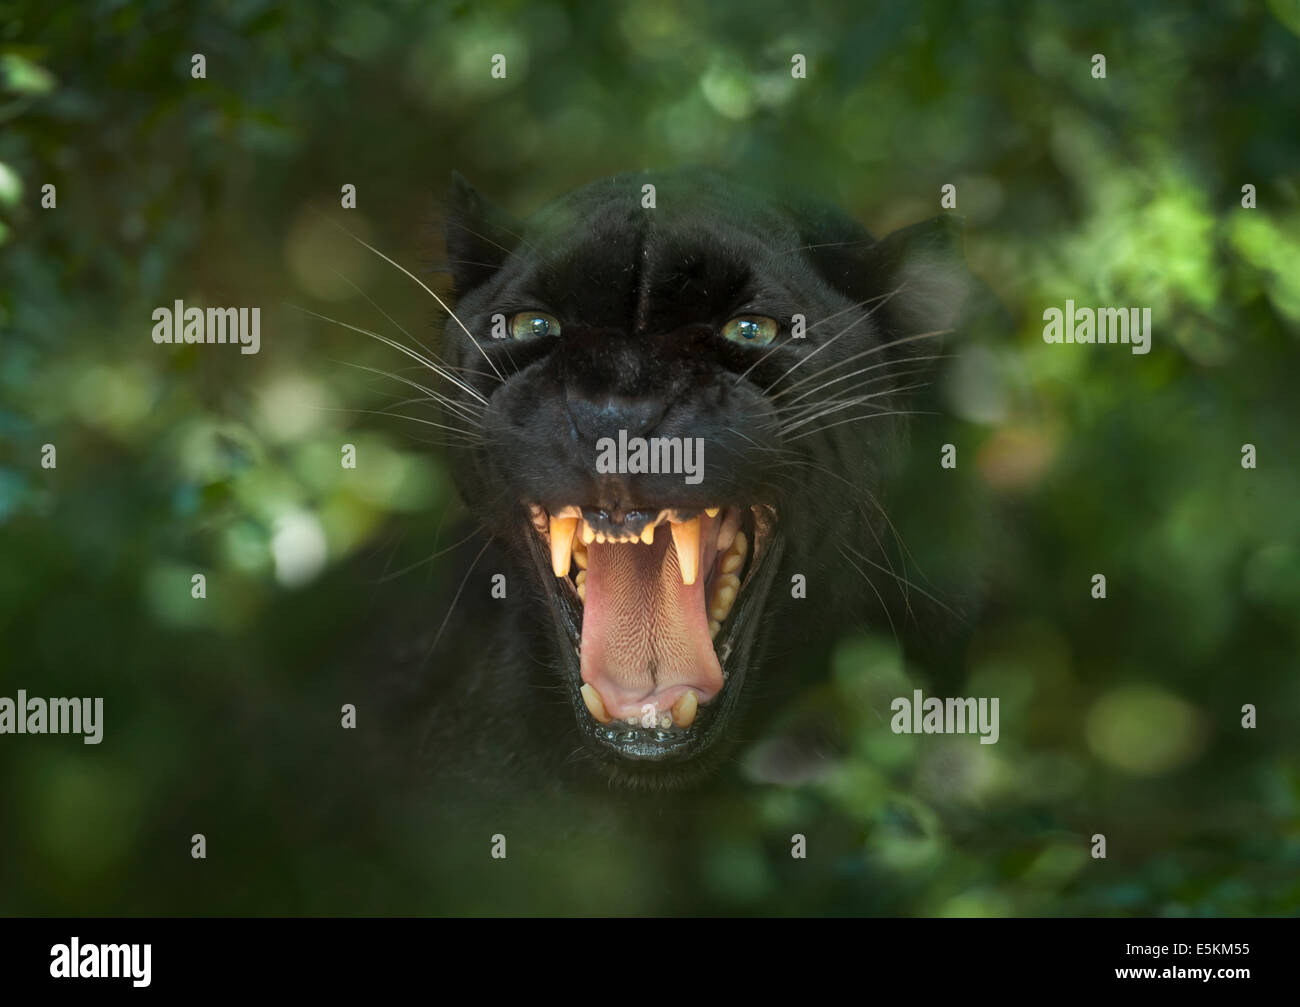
[
  {"x1": 800, "y1": 205, "x2": 1010, "y2": 370},
  {"x1": 856, "y1": 215, "x2": 973, "y2": 342},
  {"x1": 444, "y1": 172, "x2": 524, "y2": 295}
]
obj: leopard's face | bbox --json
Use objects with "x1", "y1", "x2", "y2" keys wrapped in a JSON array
[{"x1": 439, "y1": 169, "x2": 970, "y2": 788}]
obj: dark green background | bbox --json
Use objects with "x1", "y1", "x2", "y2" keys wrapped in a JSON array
[{"x1": 1, "y1": 0, "x2": 1298, "y2": 915}]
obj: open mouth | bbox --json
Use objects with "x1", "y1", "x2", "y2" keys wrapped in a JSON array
[{"x1": 526, "y1": 501, "x2": 778, "y2": 762}]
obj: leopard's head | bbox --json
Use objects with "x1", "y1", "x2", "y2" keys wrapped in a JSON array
[{"x1": 439, "y1": 168, "x2": 973, "y2": 788}]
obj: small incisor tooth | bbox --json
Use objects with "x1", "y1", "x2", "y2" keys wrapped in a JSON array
[
  {"x1": 550, "y1": 515, "x2": 578, "y2": 577},
  {"x1": 580, "y1": 684, "x2": 612, "y2": 724},
  {"x1": 640, "y1": 523, "x2": 656, "y2": 545},
  {"x1": 580, "y1": 520, "x2": 596, "y2": 545},
  {"x1": 705, "y1": 507, "x2": 720, "y2": 518},
  {"x1": 672, "y1": 690, "x2": 698, "y2": 728},
  {"x1": 670, "y1": 516, "x2": 701, "y2": 585},
  {"x1": 708, "y1": 619, "x2": 721, "y2": 639}
]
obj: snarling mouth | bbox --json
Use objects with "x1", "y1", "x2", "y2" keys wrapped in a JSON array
[{"x1": 526, "y1": 502, "x2": 778, "y2": 762}]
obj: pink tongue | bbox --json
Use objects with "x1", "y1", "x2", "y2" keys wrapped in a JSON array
[{"x1": 579, "y1": 521, "x2": 722, "y2": 720}]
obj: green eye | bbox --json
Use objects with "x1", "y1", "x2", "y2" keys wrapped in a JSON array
[
  {"x1": 509, "y1": 311, "x2": 562, "y2": 341},
  {"x1": 721, "y1": 315, "x2": 779, "y2": 347}
]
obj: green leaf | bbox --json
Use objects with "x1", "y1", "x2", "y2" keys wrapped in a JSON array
[
  {"x1": 0, "y1": 161, "x2": 22, "y2": 208},
  {"x1": 0, "y1": 52, "x2": 57, "y2": 95}
]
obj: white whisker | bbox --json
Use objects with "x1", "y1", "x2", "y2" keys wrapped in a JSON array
[
  {"x1": 315, "y1": 211, "x2": 507, "y2": 384},
  {"x1": 293, "y1": 304, "x2": 489, "y2": 406}
]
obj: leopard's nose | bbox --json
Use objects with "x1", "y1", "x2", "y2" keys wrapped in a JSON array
[{"x1": 565, "y1": 392, "x2": 667, "y2": 443}]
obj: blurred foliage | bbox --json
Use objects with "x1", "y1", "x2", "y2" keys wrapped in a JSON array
[{"x1": 1, "y1": 0, "x2": 1298, "y2": 916}]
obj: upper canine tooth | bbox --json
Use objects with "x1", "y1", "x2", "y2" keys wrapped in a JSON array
[
  {"x1": 549, "y1": 515, "x2": 578, "y2": 577},
  {"x1": 670, "y1": 516, "x2": 701, "y2": 585},
  {"x1": 580, "y1": 684, "x2": 612, "y2": 724},
  {"x1": 671, "y1": 690, "x2": 698, "y2": 728},
  {"x1": 580, "y1": 520, "x2": 596, "y2": 545}
]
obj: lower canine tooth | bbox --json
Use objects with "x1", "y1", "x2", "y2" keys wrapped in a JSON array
[
  {"x1": 549, "y1": 515, "x2": 577, "y2": 577},
  {"x1": 670, "y1": 516, "x2": 701, "y2": 585},
  {"x1": 672, "y1": 690, "x2": 698, "y2": 728},
  {"x1": 580, "y1": 684, "x2": 612, "y2": 724}
]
